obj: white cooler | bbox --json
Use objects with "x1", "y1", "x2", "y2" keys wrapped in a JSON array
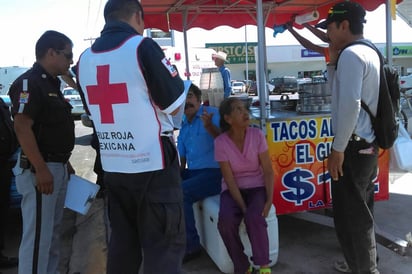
[{"x1": 193, "y1": 195, "x2": 279, "y2": 273}]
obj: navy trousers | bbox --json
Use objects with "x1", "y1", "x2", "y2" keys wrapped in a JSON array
[{"x1": 106, "y1": 137, "x2": 185, "y2": 274}]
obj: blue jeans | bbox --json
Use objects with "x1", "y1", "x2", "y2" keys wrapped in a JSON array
[
  {"x1": 332, "y1": 139, "x2": 379, "y2": 274},
  {"x1": 181, "y1": 168, "x2": 221, "y2": 253}
]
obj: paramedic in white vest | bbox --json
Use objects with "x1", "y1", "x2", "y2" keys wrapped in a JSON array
[{"x1": 77, "y1": 1, "x2": 186, "y2": 273}]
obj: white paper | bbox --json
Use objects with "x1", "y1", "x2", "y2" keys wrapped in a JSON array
[{"x1": 65, "y1": 175, "x2": 100, "y2": 215}]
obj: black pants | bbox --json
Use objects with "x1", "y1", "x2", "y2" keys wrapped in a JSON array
[
  {"x1": 105, "y1": 137, "x2": 185, "y2": 274},
  {"x1": 0, "y1": 161, "x2": 13, "y2": 251},
  {"x1": 332, "y1": 140, "x2": 379, "y2": 274},
  {"x1": 91, "y1": 129, "x2": 105, "y2": 191}
]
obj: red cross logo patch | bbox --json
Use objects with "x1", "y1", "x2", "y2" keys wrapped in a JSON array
[{"x1": 86, "y1": 65, "x2": 129, "y2": 124}]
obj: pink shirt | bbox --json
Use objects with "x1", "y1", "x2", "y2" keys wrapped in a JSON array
[{"x1": 215, "y1": 127, "x2": 268, "y2": 192}]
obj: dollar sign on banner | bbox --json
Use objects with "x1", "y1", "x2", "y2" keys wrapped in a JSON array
[{"x1": 281, "y1": 168, "x2": 315, "y2": 206}]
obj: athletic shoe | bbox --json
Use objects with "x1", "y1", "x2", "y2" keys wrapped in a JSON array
[{"x1": 259, "y1": 267, "x2": 271, "y2": 274}]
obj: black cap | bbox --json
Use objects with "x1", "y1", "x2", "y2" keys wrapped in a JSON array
[
  {"x1": 315, "y1": 1, "x2": 366, "y2": 29},
  {"x1": 104, "y1": 0, "x2": 122, "y2": 18}
]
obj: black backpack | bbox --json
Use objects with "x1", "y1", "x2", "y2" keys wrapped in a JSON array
[
  {"x1": 336, "y1": 40, "x2": 400, "y2": 149},
  {"x1": 0, "y1": 97, "x2": 18, "y2": 161}
]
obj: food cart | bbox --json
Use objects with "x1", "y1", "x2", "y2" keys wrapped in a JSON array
[
  {"x1": 142, "y1": 0, "x2": 408, "y2": 257},
  {"x1": 250, "y1": 107, "x2": 390, "y2": 214},
  {"x1": 142, "y1": 0, "x2": 399, "y2": 213}
]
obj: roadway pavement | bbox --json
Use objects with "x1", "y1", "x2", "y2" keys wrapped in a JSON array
[{"x1": 3, "y1": 118, "x2": 412, "y2": 274}]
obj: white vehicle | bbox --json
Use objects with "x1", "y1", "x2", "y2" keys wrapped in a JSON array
[
  {"x1": 162, "y1": 47, "x2": 216, "y2": 87},
  {"x1": 231, "y1": 81, "x2": 246, "y2": 94},
  {"x1": 0, "y1": 66, "x2": 29, "y2": 95},
  {"x1": 62, "y1": 88, "x2": 85, "y2": 116},
  {"x1": 0, "y1": 94, "x2": 11, "y2": 106},
  {"x1": 400, "y1": 74, "x2": 412, "y2": 91}
]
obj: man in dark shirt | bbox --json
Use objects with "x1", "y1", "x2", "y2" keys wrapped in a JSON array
[
  {"x1": 9, "y1": 30, "x2": 75, "y2": 274},
  {"x1": 0, "y1": 97, "x2": 18, "y2": 270}
]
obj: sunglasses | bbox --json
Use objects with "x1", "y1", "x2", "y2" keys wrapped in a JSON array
[{"x1": 55, "y1": 50, "x2": 73, "y2": 60}]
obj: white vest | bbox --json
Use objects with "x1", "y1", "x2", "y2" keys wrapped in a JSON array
[{"x1": 78, "y1": 36, "x2": 166, "y2": 173}]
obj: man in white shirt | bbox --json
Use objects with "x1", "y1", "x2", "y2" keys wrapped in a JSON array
[{"x1": 317, "y1": 2, "x2": 380, "y2": 273}]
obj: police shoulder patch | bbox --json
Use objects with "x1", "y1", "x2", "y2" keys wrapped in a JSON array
[{"x1": 19, "y1": 92, "x2": 29, "y2": 104}]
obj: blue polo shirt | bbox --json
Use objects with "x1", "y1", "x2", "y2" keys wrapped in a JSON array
[{"x1": 177, "y1": 105, "x2": 220, "y2": 170}]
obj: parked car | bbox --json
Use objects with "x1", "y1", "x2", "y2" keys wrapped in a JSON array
[
  {"x1": 297, "y1": 78, "x2": 312, "y2": 85},
  {"x1": 266, "y1": 82, "x2": 275, "y2": 93},
  {"x1": 247, "y1": 81, "x2": 257, "y2": 95},
  {"x1": 243, "y1": 79, "x2": 253, "y2": 89},
  {"x1": 312, "y1": 75, "x2": 327, "y2": 83},
  {"x1": 62, "y1": 88, "x2": 85, "y2": 116},
  {"x1": 269, "y1": 76, "x2": 298, "y2": 94},
  {"x1": 231, "y1": 81, "x2": 246, "y2": 94},
  {"x1": 400, "y1": 74, "x2": 412, "y2": 91}
]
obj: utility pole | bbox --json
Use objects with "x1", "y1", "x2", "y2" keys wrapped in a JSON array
[{"x1": 245, "y1": 25, "x2": 249, "y2": 83}]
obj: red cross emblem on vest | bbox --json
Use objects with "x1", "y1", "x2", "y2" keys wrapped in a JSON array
[{"x1": 86, "y1": 65, "x2": 129, "y2": 124}]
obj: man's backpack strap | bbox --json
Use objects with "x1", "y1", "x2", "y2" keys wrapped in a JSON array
[
  {"x1": 335, "y1": 39, "x2": 399, "y2": 149},
  {"x1": 360, "y1": 101, "x2": 375, "y2": 123},
  {"x1": 335, "y1": 39, "x2": 383, "y2": 120}
]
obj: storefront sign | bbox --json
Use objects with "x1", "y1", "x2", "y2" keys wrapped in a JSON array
[
  {"x1": 205, "y1": 42, "x2": 258, "y2": 64},
  {"x1": 257, "y1": 115, "x2": 389, "y2": 215},
  {"x1": 390, "y1": 46, "x2": 412, "y2": 57},
  {"x1": 301, "y1": 49, "x2": 323, "y2": 58}
]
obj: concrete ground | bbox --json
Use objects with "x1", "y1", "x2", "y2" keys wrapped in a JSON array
[{"x1": 3, "y1": 110, "x2": 412, "y2": 273}]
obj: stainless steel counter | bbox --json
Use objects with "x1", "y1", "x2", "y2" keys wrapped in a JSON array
[{"x1": 250, "y1": 107, "x2": 331, "y2": 120}]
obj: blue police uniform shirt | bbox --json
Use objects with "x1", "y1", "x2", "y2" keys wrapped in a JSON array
[{"x1": 177, "y1": 105, "x2": 220, "y2": 170}]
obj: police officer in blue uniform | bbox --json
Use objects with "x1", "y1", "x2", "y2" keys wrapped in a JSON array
[{"x1": 8, "y1": 30, "x2": 75, "y2": 274}]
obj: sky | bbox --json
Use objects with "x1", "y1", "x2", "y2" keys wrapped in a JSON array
[{"x1": 0, "y1": 0, "x2": 411, "y2": 67}]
